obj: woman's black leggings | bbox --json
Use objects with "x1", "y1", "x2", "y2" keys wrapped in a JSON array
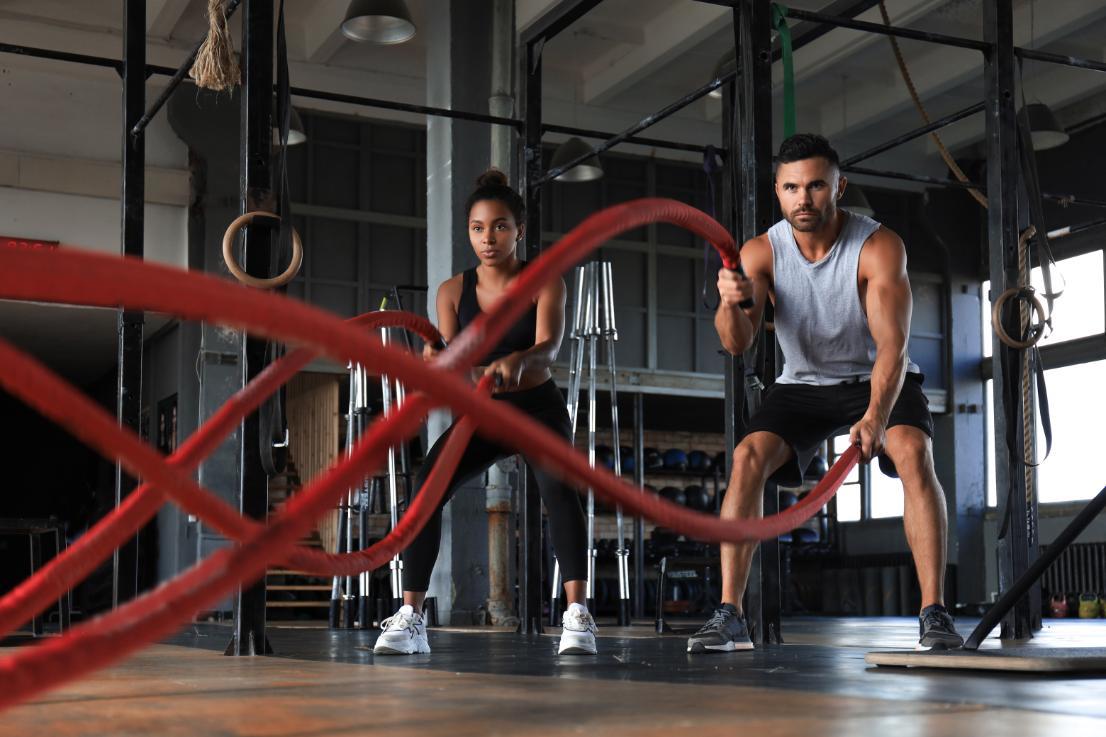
[{"x1": 401, "y1": 379, "x2": 588, "y2": 592}]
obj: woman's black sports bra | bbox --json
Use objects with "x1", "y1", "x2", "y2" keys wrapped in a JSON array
[{"x1": 456, "y1": 264, "x2": 538, "y2": 365}]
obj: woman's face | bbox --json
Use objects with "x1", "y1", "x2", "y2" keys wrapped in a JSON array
[{"x1": 468, "y1": 198, "x2": 523, "y2": 267}]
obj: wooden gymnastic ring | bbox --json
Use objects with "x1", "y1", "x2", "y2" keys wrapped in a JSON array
[
  {"x1": 222, "y1": 211, "x2": 303, "y2": 289},
  {"x1": 991, "y1": 286, "x2": 1047, "y2": 349}
]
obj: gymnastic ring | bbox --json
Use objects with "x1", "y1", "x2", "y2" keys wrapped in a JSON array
[
  {"x1": 222, "y1": 211, "x2": 303, "y2": 289},
  {"x1": 991, "y1": 286, "x2": 1047, "y2": 349}
]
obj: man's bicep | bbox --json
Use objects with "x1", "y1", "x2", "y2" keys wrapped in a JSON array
[{"x1": 866, "y1": 272, "x2": 911, "y2": 348}]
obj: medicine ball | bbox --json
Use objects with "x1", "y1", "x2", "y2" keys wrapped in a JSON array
[
  {"x1": 660, "y1": 485, "x2": 686, "y2": 507},
  {"x1": 619, "y1": 446, "x2": 635, "y2": 474},
  {"x1": 644, "y1": 447, "x2": 664, "y2": 471},
  {"x1": 596, "y1": 445, "x2": 616, "y2": 470},
  {"x1": 713, "y1": 451, "x2": 727, "y2": 473},
  {"x1": 804, "y1": 454, "x2": 829, "y2": 482},
  {"x1": 662, "y1": 448, "x2": 689, "y2": 472},
  {"x1": 688, "y1": 450, "x2": 712, "y2": 472},
  {"x1": 650, "y1": 527, "x2": 678, "y2": 546},
  {"x1": 791, "y1": 527, "x2": 820, "y2": 543},
  {"x1": 684, "y1": 484, "x2": 710, "y2": 511}
]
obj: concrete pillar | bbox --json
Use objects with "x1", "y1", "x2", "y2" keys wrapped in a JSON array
[{"x1": 425, "y1": 0, "x2": 495, "y2": 624}]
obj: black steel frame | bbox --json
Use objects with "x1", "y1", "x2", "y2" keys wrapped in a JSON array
[
  {"x1": 9, "y1": 0, "x2": 1105, "y2": 644},
  {"x1": 113, "y1": 0, "x2": 146, "y2": 609},
  {"x1": 227, "y1": 0, "x2": 275, "y2": 657},
  {"x1": 519, "y1": 0, "x2": 1106, "y2": 644}
]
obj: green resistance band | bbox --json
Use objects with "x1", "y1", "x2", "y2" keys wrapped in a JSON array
[{"x1": 771, "y1": 3, "x2": 796, "y2": 139}]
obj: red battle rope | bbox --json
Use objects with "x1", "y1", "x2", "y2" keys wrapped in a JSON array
[{"x1": 0, "y1": 198, "x2": 859, "y2": 709}]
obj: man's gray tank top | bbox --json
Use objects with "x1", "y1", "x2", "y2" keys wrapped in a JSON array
[{"x1": 767, "y1": 211, "x2": 918, "y2": 386}]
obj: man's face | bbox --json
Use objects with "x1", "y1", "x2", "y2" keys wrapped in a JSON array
[{"x1": 774, "y1": 157, "x2": 845, "y2": 233}]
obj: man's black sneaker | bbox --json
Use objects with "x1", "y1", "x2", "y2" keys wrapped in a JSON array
[
  {"x1": 917, "y1": 604, "x2": 964, "y2": 650},
  {"x1": 687, "y1": 604, "x2": 754, "y2": 653}
]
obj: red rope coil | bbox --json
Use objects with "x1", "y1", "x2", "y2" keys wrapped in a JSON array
[{"x1": 0, "y1": 198, "x2": 857, "y2": 709}]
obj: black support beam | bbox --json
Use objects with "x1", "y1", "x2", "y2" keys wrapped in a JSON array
[
  {"x1": 228, "y1": 0, "x2": 273, "y2": 657},
  {"x1": 734, "y1": 0, "x2": 781, "y2": 646},
  {"x1": 517, "y1": 36, "x2": 545, "y2": 636},
  {"x1": 782, "y1": 6, "x2": 990, "y2": 52},
  {"x1": 112, "y1": 0, "x2": 146, "y2": 609},
  {"x1": 842, "y1": 102, "x2": 985, "y2": 167},
  {"x1": 983, "y1": 0, "x2": 1038, "y2": 641}
]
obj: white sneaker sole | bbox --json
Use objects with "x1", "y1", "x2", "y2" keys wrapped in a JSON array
[
  {"x1": 687, "y1": 640, "x2": 755, "y2": 653},
  {"x1": 373, "y1": 635, "x2": 430, "y2": 655},
  {"x1": 558, "y1": 631, "x2": 597, "y2": 655}
]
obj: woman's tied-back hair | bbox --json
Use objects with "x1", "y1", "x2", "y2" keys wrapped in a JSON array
[{"x1": 465, "y1": 168, "x2": 526, "y2": 225}]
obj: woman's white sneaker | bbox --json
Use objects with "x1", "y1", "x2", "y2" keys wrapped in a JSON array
[
  {"x1": 558, "y1": 603, "x2": 598, "y2": 654},
  {"x1": 373, "y1": 605, "x2": 431, "y2": 655}
]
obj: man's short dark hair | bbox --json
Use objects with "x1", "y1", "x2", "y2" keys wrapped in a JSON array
[{"x1": 776, "y1": 133, "x2": 840, "y2": 169}]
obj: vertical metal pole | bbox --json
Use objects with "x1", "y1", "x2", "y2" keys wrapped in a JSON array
[
  {"x1": 632, "y1": 392, "x2": 645, "y2": 619},
  {"x1": 551, "y1": 265, "x2": 589, "y2": 624},
  {"x1": 984, "y1": 0, "x2": 1036, "y2": 640},
  {"x1": 601, "y1": 262, "x2": 631, "y2": 626},
  {"x1": 585, "y1": 271, "x2": 599, "y2": 611},
  {"x1": 517, "y1": 36, "x2": 544, "y2": 635},
  {"x1": 114, "y1": 0, "x2": 146, "y2": 608},
  {"x1": 333, "y1": 364, "x2": 358, "y2": 628},
  {"x1": 486, "y1": 5, "x2": 517, "y2": 623},
  {"x1": 735, "y1": 0, "x2": 781, "y2": 645},
  {"x1": 380, "y1": 328, "x2": 404, "y2": 610},
  {"x1": 229, "y1": 0, "x2": 273, "y2": 656}
]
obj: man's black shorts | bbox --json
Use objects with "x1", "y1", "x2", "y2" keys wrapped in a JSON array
[{"x1": 744, "y1": 372, "x2": 933, "y2": 486}]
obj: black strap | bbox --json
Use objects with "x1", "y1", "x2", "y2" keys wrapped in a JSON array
[
  {"x1": 260, "y1": 0, "x2": 292, "y2": 477},
  {"x1": 996, "y1": 306, "x2": 1053, "y2": 541},
  {"x1": 700, "y1": 145, "x2": 723, "y2": 310}
]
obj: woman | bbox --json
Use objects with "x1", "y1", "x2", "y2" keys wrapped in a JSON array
[{"x1": 374, "y1": 169, "x2": 595, "y2": 656}]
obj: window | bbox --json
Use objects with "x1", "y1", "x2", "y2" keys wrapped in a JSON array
[
  {"x1": 286, "y1": 112, "x2": 429, "y2": 321},
  {"x1": 832, "y1": 434, "x2": 905, "y2": 520},
  {"x1": 832, "y1": 435, "x2": 861, "y2": 522},
  {"x1": 986, "y1": 378, "x2": 997, "y2": 507},
  {"x1": 983, "y1": 248, "x2": 1106, "y2": 507},
  {"x1": 982, "y1": 250, "x2": 1104, "y2": 358},
  {"x1": 869, "y1": 462, "x2": 905, "y2": 519},
  {"x1": 988, "y1": 361, "x2": 1106, "y2": 506},
  {"x1": 546, "y1": 152, "x2": 720, "y2": 373}
]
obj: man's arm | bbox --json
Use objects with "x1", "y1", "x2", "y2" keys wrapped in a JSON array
[
  {"x1": 715, "y1": 236, "x2": 772, "y2": 355},
  {"x1": 850, "y1": 228, "x2": 912, "y2": 461}
]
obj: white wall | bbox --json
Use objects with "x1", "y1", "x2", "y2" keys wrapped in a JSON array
[
  {"x1": 0, "y1": 55, "x2": 186, "y2": 169},
  {"x1": 0, "y1": 56, "x2": 189, "y2": 383},
  {"x1": 0, "y1": 187, "x2": 187, "y2": 266}
]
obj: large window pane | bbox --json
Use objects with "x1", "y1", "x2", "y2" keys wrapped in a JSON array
[
  {"x1": 832, "y1": 434, "x2": 861, "y2": 522},
  {"x1": 870, "y1": 466, "x2": 904, "y2": 518},
  {"x1": 986, "y1": 378, "x2": 996, "y2": 506},
  {"x1": 656, "y1": 255, "x2": 694, "y2": 312},
  {"x1": 982, "y1": 250, "x2": 1104, "y2": 358},
  {"x1": 985, "y1": 361, "x2": 1106, "y2": 505},
  {"x1": 837, "y1": 483, "x2": 861, "y2": 522},
  {"x1": 833, "y1": 434, "x2": 860, "y2": 484},
  {"x1": 1034, "y1": 251, "x2": 1104, "y2": 344},
  {"x1": 1036, "y1": 360, "x2": 1106, "y2": 503},
  {"x1": 657, "y1": 315, "x2": 694, "y2": 372}
]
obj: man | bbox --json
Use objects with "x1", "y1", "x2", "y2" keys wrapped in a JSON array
[{"x1": 687, "y1": 133, "x2": 962, "y2": 653}]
